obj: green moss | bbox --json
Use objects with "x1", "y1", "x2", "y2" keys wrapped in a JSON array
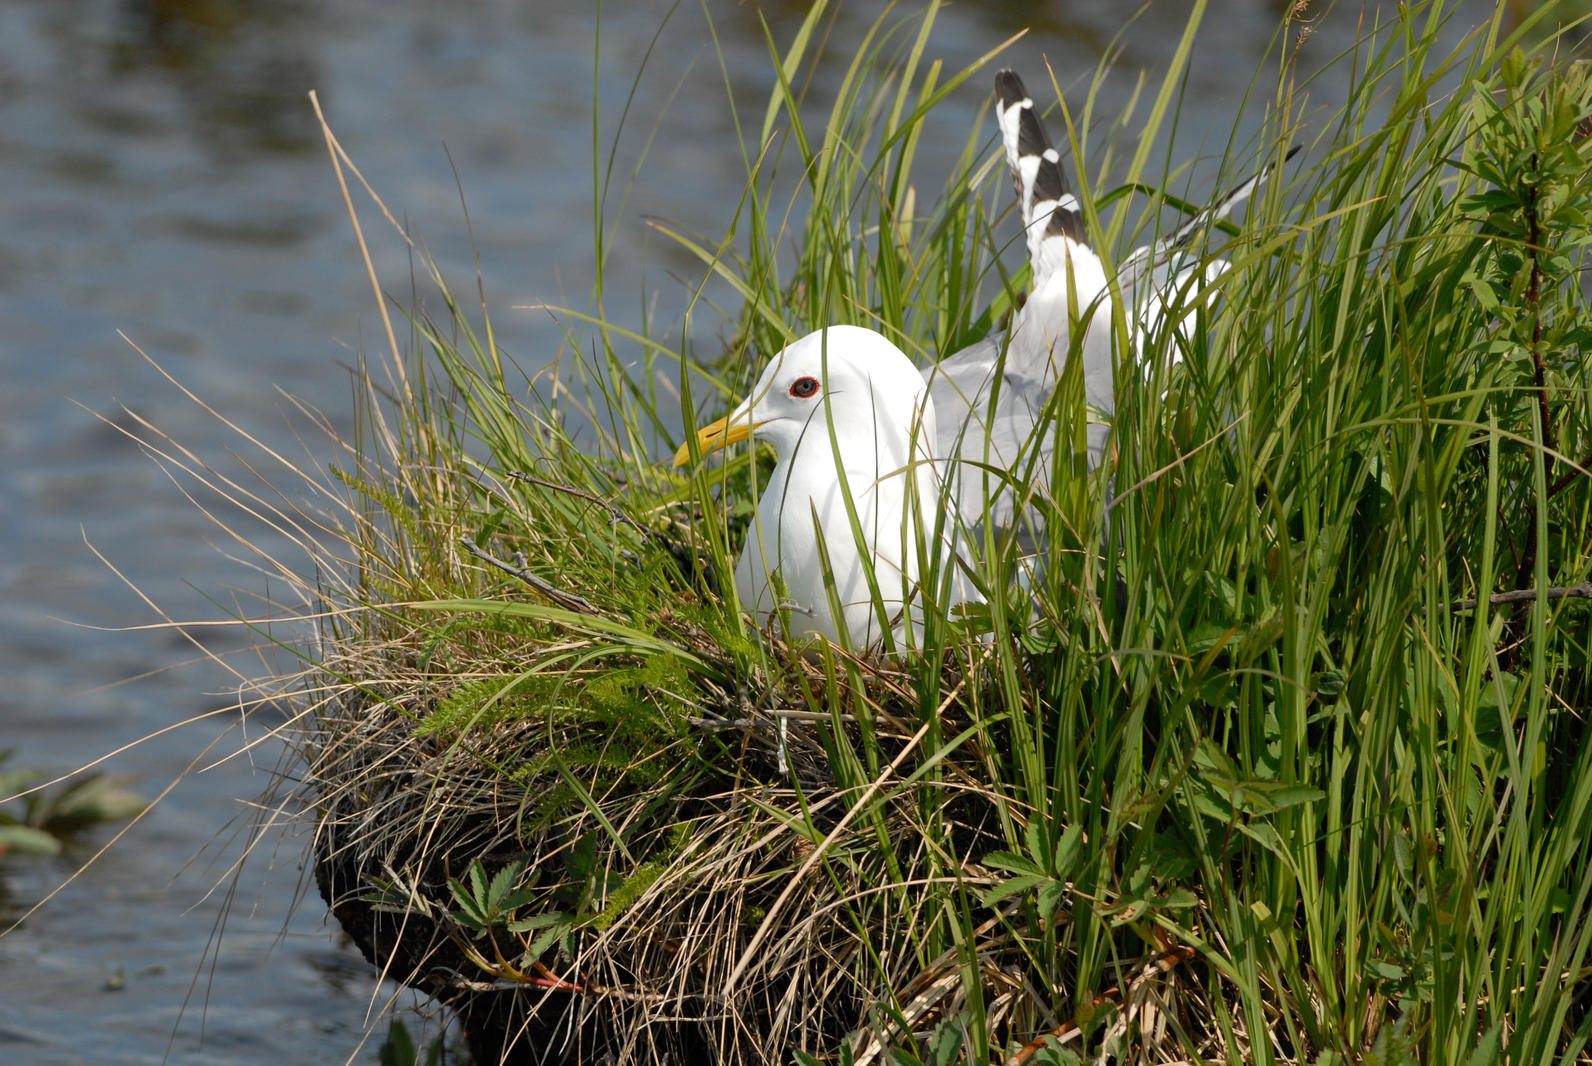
[
  {"x1": 415, "y1": 675, "x2": 554, "y2": 737},
  {"x1": 590, "y1": 822, "x2": 694, "y2": 931},
  {"x1": 330, "y1": 464, "x2": 423, "y2": 545}
]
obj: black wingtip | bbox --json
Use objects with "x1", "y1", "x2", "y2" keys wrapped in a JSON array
[
  {"x1": 1015, "y1": 102, "x2": 1055, "y2": 163},
  {"x1": 995, "y1": 69, "x2": 1085, "y2": 247},
  {"x1": 1046, "y1": 203, "x2": 1086, "y2": 244},
  {"x1": 994, "y1": 69, "x2": 1027, "y2": 109}
]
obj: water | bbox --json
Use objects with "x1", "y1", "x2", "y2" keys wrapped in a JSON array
[{"x1": 0, "y1": 1, "x2": 1501, "y2": 1061}]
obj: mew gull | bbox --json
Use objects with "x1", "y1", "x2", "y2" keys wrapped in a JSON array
[
  {"x1": 673, "y1": 325, "x2": 969, "y2": 649},
  {"x1": 675, "y1": 69, "x2": 1293, "y2": 649}
]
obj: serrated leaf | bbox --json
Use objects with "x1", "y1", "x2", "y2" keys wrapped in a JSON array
[
  {"x1": 982, "y1": 872, "x2": 1048, "y2": 908},
  {"x1": 497, "y1": 889, "x2": 537, "y2": 913},
  {"x1": 1037, "y1": 879, "x2": 1070, "y2": 922},
  {"x1": 1054, "y1": 823, "x2": 1083, "y2": 880},
  {"x1": 507, "y1": 911, "x2": 568, "y2": 934},
  {"x1": 524, "y1": 919, "x2": 570, "y2": 961},
  {"x1": 983, "y1": 850, "x2": 1043, "y2": 877},
  {"x1": 1263, "y1": 784, "x2": 1326, "y2": 811},
  {"x1": 1465, "y1": 1023, "x2": 1502, "y2": 1066},
  {"x1": 448, "y1": 877, "x2": 488, "y2": 928},
  {"x1": 1024, "y1": 819, "x2": 1051, "y2": 871},
  {"x1": 487, "y1": 860, "x2": 521, "y2": 908}
]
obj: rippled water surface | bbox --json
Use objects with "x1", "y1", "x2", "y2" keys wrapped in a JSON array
[{"x1": 0, "y1": 1, "x2": 1498, "y2": 1061}]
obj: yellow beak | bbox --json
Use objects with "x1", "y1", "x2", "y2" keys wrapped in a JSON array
[{"x1": 672, "y1": 415, "x2": 756, "y2": 468}]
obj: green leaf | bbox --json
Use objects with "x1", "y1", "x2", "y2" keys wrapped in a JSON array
[
  {"x1": 982, "y1": 872, "x2": 1048, "y2": 909},
  {"x1": 1367, "y1": 958, "x2": 1406, "y2": 981},
  {"x1": 0, "y1": 824, "x2": 63, "y2": 856},
  {"x1": 379, "y1": 1020, "x2": 417, "y2": 1066},
  {"x1": 983, "y1": 850, "x2": 1043, "y2": 877},
  {"x1": 487, "y1": 860, "x2": 522, "y2": 909},
  {"x1": 1053, "y1": 823, "x2": 1084, "y2": 880},
  {"x1": 1037, "y1": 879, "x2": 1070, "y2": 923},
  {"x1": 524, "y1": 919, "x2": 571, "y2": 962},
  {"x1": 1465, "y1": 1024, "x2": 1503, "y2": 1066},
  {"x1": 507, "y1": 910, "x2": 570, "y2": 934}
]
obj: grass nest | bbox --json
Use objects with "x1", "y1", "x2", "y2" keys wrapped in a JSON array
[{"x1": 303, "y1": 597, "x2": 1190, "y2": 1065}]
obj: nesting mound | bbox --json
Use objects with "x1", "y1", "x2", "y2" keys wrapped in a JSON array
[{"x1": 304, "y1": 626, "x2": 1076, "y2": 1065}]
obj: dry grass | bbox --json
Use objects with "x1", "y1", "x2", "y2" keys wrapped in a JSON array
[
  {"x1": 69, "y1": 4, "x2": 1592, "y2": 1064},
  {"x1": 300, "y1": 603, "x2": 1209, "y2": 1065}
]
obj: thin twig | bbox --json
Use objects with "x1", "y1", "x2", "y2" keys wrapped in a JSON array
[
  {"x1": 720, "y1": 716, "x2": 936, "y2": 997},
  {"x1": 507, "y1": 471, "x2": 652, "y2": 539},
  {"x1": 1547, "y1": 452, "x2": 1591, "y2": 499},
  {"x1": 459, "y1": 538, "x2": 600, "y2": 615},
  {"x1": 687, "y1": 708, "x2": 857, "y2": 731},
  {"x1": 686, "y1": 717, "x2": 771, "y2": 732},
  {"x1": 1450, "y1": 582, "x2": 1592, "y2": 611},
  {"x1": 1522, "y1": 151, "x2": 1559, "y2": 475}
]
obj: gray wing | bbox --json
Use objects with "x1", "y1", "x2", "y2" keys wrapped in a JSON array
[
  {"x1": 1119, "y1": 144, "x2": 1303, "y2": 358},
  {"x1": 927, "y1": 325, "x2": 1112, "y2": 556},
  {"x1": 1119, "y1": 144, "x2": 1302, "y2": 292},
  {"x1": 927, "y1": 71, "x2": 1296, "y2": 555}
]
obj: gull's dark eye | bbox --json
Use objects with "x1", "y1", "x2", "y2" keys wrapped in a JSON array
[{"x1": 789, "y1": 376, "x2": 820, "y2": 399}]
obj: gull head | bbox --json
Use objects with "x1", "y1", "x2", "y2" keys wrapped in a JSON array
[
  {"x1": 674, "y1": 325, "x2": 958, "y2": 652},
  {"x1": 673, "y1": 325, "x2": 936, "y2": 471}
]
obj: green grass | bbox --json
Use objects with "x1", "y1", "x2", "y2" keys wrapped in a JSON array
[{"x1": 89, "y1": 0, "x2": 1592, "y2": 1062}]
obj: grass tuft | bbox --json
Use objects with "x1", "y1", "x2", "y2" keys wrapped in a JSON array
[{"x1": 88, "y1": 1, "x2": 1592, "y2": 1063}]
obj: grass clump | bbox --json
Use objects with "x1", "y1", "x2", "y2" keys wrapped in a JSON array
[{"x1": 97, "y1": 0, "x2": 1592, "y2": 1063}]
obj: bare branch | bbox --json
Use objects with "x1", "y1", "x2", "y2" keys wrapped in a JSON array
[
  {"x1": 459, "y1": 538, "x2": 600, "y2": 615},
  {"x1": 1451, "y1": 582, "x2": 1592, "y2": 611}
]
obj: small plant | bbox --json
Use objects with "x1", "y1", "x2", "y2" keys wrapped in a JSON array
[
  {"x1": 445, "y1": 858, "x2": 574, "y2": 979},
  {"x1": 1458, "y1": 50, "x2": 1592, "y2": 597},
  {"x1": 0, "y1": 749, "x2": 143, "y2": 862},
  {"x1": 446, "y1": 858, "x2": 541, "y2": 937}
]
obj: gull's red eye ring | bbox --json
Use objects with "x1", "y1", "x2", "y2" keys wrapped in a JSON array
[{"x1": 789, "y1": 376, "x2": 820, "y2": 398}]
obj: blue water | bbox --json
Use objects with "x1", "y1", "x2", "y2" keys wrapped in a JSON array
[{"x1": 0, "y1": 1, "x2": 1500, "y2": 1061}]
